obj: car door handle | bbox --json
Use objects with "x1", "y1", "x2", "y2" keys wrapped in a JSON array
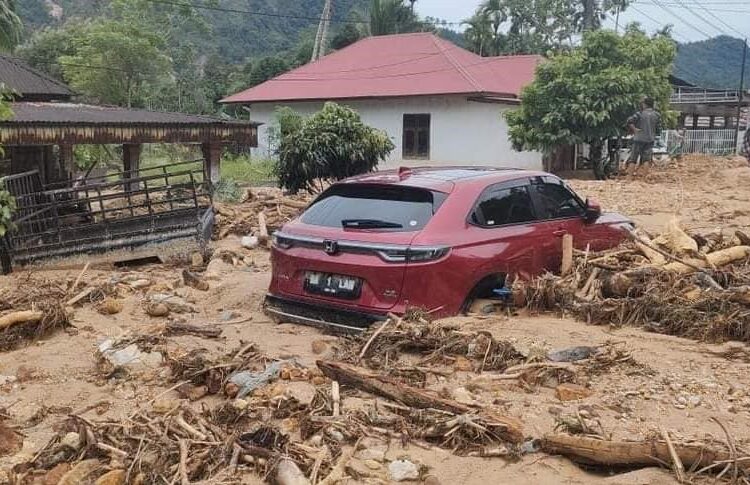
[{"x1": 553, "y1": 230, "x2": 567, "y2": 237}]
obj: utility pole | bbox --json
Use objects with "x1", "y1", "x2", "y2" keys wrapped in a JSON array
[
  {"x1": 735, "y1": 38, "x2": 747, "y2": 153},
  {"x1": 614, "y1": 5, "x2": 620, "y2": 34},
  {"x1": 311, "y1": 0, "x2": 333, "y2": 62}
]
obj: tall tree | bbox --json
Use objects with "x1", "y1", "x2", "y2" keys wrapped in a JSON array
[
  {"x1": 59, "y1": 19, "x2": 171, "y2": 107},
  {"x1": 506, "y1": 26, "x2": 676, "y2": 167},
  {"x1": 368, "y1": 0, "x2": 423, "y2": 36},
  {"x1": 0, "y1": 0, "x2": 22, "y2": 51}
]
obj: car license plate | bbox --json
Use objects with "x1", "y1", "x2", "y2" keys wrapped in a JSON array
[{"x1": 304, "y1": 272, "x2": 362, "y2": 299}]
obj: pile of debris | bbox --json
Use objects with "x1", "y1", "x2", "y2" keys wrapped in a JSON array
[
  {"x1": 517, "y1": 220, "x2": 750, "y2": 343},
  {"x1": 213, "y1": 188, "x2": 312, "y2": 245},
  {"x1": 0, "y1": 275, "x2": 73, "y2": 351}
]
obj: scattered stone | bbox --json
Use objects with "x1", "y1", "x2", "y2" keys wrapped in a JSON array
[
  {"x1": 60, "y1": 431, "x2": 81, "y2": 450},
  {"x1": 0, "y1": 421, "x2": 23, "y2": 456},
  {"x1": 364, "y1": 459, "x2": 382, "y2": 470},
  {"x1": 311, "y1": 339, "x2": 329, "y2": 355},
  {"x1": 388, "y1": 459, "x2": 419, "y2": 482},
  {"x1": 0, "y1": 375, "x2": 18, "y2": 387},
  {"x1": 94, "y1": 469, "x2": 126, "y2": 485},
  {"x1": 56, "y1": 458, "x2": 102, "y2": 485},
  {"x1": 548, "y1": 346, "x2": 597, "y2": 362},
  {"x1": 42, "y1": 463, "x2": 71, "y2": 485},
  {"x1": 190, "y1": 252, "x2": 204, "y2": 268},
  {"x1": 176, "y1": 383, "x2": 209, "y2": 401},
  {"x1": 451, "y1": 386, "x2": 479, "y2": 406},
  {"x1": 220, "y1": 310, "x2": 241, "y2": 321},
  {"x1": 688, "y1": 395, "x2": 702, "y2": 408},
  {"x1": 555, "y1": 383, "x2": 593, "y2": 401},
  {"x1": 327, "y1": 428, "x2": 345, "y2": 443},
  {"x1": 284, "y1": 381, "x2": 317, "y2": 406},
  {"x1": 15, "y1": 365, "x2": 36, "y2": 383},
  {"x1": 423, "y1": 475, "x2": 442, "y2": 485},
  {"x1": 357, "y1": 443, "x2": 387, "y2": 462},
  {"x1": 128, "y1": 279, "x2": 152, "y2": 289},
  {"x1": 275, "y1": 457, "x2": 310, "y2": 485},
  {"x1": 147, "y1": 293, "x2": 198, "y2": 314},
  {"x1": 145, "y1": 302, "x2": 170, "y2": 317},
  {"x1": 152, "y1": 398, "x2": 180, "y2": 414},
  {"x1": 241, "y1": 235, "x2": 259, "y2": 250},
  {"x1": 183, "y1": 269, "x2": 209, "y2": 291}
]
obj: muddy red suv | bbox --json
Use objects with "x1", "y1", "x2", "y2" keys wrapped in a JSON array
[{"x1": 266, "y1": 167, "x2": 632, "y2": 331}]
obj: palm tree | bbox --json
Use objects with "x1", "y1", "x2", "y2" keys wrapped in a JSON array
[
  {"x1": 0, "y1": 0, "x2": 22, "y2": 52},
  {"x1": 463, "y1": 15, "x2": 494, "y2": 56},
  {"x1": 368, "y1": 0, "x2": 421, "y2": 36}
]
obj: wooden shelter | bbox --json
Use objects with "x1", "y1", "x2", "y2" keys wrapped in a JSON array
[{"x1": 0, "y1": 54, "x2": 257, "y2": 185}]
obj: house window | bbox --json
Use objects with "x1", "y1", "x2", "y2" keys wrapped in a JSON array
[{"x1": 403, "y1": 114, "x2": 430, "y2": 159}]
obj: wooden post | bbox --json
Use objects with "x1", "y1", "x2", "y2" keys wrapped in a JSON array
[
  {"x1": 561, "y1": 234, "x2": 573, "y2": 276},
  {"x1": 201, "y1": 142, "x2": 222, "y2": 184},
  {"x1": 123, "y1": 144, "x2": 142, "y2": 193},
  {"x1": 59, "y1": 144, "x2": 74, "y2": 181}
]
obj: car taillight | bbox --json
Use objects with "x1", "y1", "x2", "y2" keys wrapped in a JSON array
[
  {"x1": 376, "y1": 246, "x2": 450, "y2": 263},
  {"x1": 407, "y1": 246, "x2": 450, "y2": 262}
]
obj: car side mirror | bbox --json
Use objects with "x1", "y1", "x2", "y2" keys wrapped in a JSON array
[{"x1": 584, "y1": 198, "x2": 601, "y2": 223}]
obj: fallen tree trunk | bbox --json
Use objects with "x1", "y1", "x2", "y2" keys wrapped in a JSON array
[
  {"x1": 541, "y1": 434, "x2": 750, "y2": 473},
  {"x1": 660, "y1": 246, "x2": 750, "y2": 274},
  {"x1": 316, "y1": 360, "x2": 524, "y2": 443},
  {"x1": 0, "y1": 310, "x2": 44, "y2": 330}
]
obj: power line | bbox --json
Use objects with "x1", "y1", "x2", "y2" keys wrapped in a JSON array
[
  {"x1": 144, "y1": 0, "x2": 464, "y2": 27},
  {"x1": 689, "y1": 0, "x2": 748, "y2": 38},
  {"x1": 649, "y1": 0, "x2": 713, "y2": 38},
  {"x1": 627, "y1": 4, "x2": 691, "y2": 42},
  {"x1": 672, "y1": 0, "x2": 727, "y2": 36}
]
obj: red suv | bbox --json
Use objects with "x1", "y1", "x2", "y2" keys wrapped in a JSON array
[{"x1": 266, "y1": 167, "x2": 631, "y2": 331}]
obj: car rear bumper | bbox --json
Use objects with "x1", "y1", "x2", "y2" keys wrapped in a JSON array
[{"x1": 263, "y1": 293, "x2": 387, "y2": 333}]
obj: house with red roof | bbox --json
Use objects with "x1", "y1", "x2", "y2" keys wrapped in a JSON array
[{"x1": 222, "y1": 32, "x2": 543, "y2": 169}]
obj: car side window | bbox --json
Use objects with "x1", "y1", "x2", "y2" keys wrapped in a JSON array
[
  {"x1": 531, "y1": 181, "x2": 584, "y2": 220},
  {"x1": 470, "y1": 185, "x2": 536, "y2": 227}
]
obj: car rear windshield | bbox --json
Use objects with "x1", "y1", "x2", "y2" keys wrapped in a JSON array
[{"x1": 301, "y1": 184, "x2": 447, "y2": 231}]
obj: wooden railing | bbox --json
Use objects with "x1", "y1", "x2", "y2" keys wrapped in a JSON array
[{"x1": 671, "y1": 87, "x2": 741, "y2": 104}]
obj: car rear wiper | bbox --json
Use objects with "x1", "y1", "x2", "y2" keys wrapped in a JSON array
[{"x1": 341, "y1": 219, "x2": 403, "y2": 229}]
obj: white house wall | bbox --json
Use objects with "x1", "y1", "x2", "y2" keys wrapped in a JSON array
[{"x1": 246, "y1": 95, "x2": 543, "y2": 170}]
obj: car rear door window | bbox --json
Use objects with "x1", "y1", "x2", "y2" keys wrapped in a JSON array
[
  {"x1": 530, "y1": 179, "x2": 584, "y2": 220},
  {"x1": 471, "y1": 185, "x2": 536, "y2": 227},
  {"x1": 301, "y1": 184, "x2": 446, "y2": 231}
]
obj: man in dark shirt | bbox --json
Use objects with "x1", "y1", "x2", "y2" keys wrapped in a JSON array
[{"x1": 626, "y1": 97, "x2": 661, "y2": 176}]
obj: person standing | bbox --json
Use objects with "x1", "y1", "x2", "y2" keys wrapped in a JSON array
[
  {"x1": 743, "y1": 126, "x2": 750, "y2": 166},
  {"x1": 626, "y1": 97, "x2": 661, "y2": 176}
]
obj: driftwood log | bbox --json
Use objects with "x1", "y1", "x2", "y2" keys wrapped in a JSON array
[
  {"x1": 0, "y1": 310, "x2": 43, "y2": 330},
  {"x1": 316, "y1": 360, "x2": 524, "y2": 443},
  {"x1": 165, "y1": 322, "x2": 222, "y2": 339},
  {"x1": 541, "y1": 434, "x2": 750, "y2": 473}
]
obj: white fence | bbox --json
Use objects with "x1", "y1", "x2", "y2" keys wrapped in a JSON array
[{"x1": 663, "y1": 129, "x2": 746, "y2": 156}]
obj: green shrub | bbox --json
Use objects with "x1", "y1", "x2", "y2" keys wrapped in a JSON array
[
  {"x1": 0, "y1": 189, "x2": 16, "y2": 237},
  {"x1": 276, "y1": 102, "x2": 394, "y2": 193}
]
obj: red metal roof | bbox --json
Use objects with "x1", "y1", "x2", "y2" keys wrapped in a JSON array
[{"x1": 221, "y1": 33, "x2": 542, "y2": 104}]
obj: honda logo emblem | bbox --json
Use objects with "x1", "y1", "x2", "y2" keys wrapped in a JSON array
[{"x1": 323, "y1": 240, "x2": 339, "y2": 255}]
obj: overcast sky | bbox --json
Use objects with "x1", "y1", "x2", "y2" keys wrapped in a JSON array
[{"x1": 414, "y1": 0, "x2": 750, "y2": 43}]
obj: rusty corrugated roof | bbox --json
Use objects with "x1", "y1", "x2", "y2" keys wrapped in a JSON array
[
  {"x1": 0, "y1": 55, "x2": 73, "y2": 100},
  {"x1": 4, "y1": 102, "x2": 257, "y2": 126},
  {"x1": 222, "y1": 33, "x2": 542, "y2": 104}
]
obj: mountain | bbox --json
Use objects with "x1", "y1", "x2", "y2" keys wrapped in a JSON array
[
  {"x1": 674, "y1": 36, "x2": 749, "y2": 89},
  {"x1": 17, "y1": 0, "x2": 369, "y2": 63}
]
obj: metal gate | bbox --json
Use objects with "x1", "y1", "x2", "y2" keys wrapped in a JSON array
[{"x1": 663, "y1": 129, "x2": 745, "y2": 156}]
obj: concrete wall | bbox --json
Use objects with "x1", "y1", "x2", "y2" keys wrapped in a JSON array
[{"x1": 247, "y1": 95, "x2": 543, "y2": 170}]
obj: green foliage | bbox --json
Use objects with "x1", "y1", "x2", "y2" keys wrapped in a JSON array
[
  {"x1": 675, "y1": 36, "x2": 750, "y2": 89},
  {"x1": 220, "y1": 154, "x2": 277, "y2": 184},
  {"x1": 0, "y1": 189, "x2": 15, "y2": 237},
  {"x1": 212, "y1": 178, "x2": 244, "y2": 202},
  {"x1": 331, "y1": 24, "x2": 362, "y2": 50},
  {"x1": 0, "y1": 0, "x2": 23, "y2": 51},
  {"x1": 277, "y1": 102, "x2": 394, "y2": 193},
  {"x1": 464, "y1": 0, "x2": 627, "y2": 56},
  {"x1": 59, "y1": 19, "x2": 171, "y2": 107},
  {"x1": 507, "y1": 27, "x2": 676, "y2": 154},
  {"x1": 368, "y1": 0, "x2": 423, "y2": 36},
  {"x1": 16, "y1": 26, "x2": 77, "y2": 81}
]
